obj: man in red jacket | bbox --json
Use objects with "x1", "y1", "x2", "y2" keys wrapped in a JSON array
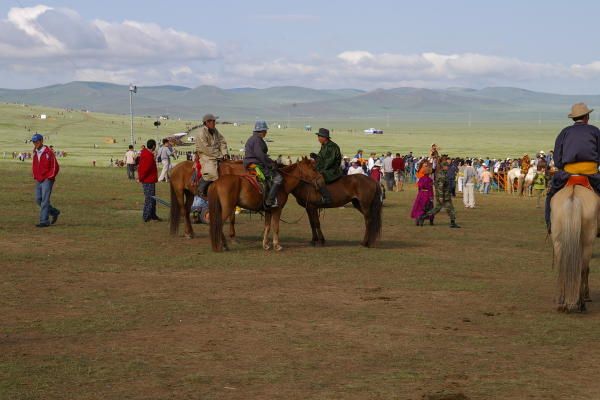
[
  {"x1": 137, "y1": 139, "x2": 161, "y2": 222},
  {"x1": 31, "y1": 133, "x2": 60, "y2": 227},
  {"x1": 392, "y1": 153, "x2": 405, "y2": 192}
]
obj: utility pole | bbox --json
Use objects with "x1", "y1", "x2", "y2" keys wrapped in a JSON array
[{"x1": 129, "y1": 84, "x2": 137, "y2": 145}]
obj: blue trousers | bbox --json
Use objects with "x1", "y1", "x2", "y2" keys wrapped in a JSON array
[
  {"x1": 35, "y1": 179, "x2": 59, "y2": 225},
  {"x1": 142, "y1": 183, "x2": 158, "y2": 221}
]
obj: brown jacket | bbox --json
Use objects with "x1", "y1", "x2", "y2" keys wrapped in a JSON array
[{"x1": 193, "y1": 125, "x2": 228, "y2": 180}]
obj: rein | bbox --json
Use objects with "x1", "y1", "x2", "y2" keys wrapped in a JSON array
[{"x1": 279, "y1": 166, "x2": 320, "y2": 188}]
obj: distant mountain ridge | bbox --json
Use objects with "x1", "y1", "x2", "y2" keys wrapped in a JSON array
[{"x1": 1, "y1": 81, "x2": 599, "y2": 121}]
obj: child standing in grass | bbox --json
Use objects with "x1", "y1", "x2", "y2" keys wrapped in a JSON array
[{"x1": 533, "y1": 167, "x2": 547, "y2": 208}]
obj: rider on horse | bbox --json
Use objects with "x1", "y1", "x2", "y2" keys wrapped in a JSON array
[
  {"x1": 243, "y1": 121, "x2": 283, "y2": 208},
  {"x1": 312, "y1": 128, "x2": 343, "y2": 205},
  {"x1": 546, "y1": 103, "x2": 600, "y2": 233},
  {"x1": 193, "y1": 113, "x2": 229, "y2": 198}
]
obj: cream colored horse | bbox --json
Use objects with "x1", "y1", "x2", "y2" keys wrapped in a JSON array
[
  {"x1": 551, "y1": 184, "x2": 600, "y2": 312},
  {"x1": 507, "y1": 167, "x2": 523, "y2": 194}
]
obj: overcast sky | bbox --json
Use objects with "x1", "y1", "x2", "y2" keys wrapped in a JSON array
[{"x1": 1, "y1": 0, "x2": 600, "y2": 93}]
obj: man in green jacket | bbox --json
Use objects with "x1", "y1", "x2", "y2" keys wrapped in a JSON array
[{"x1": 313, "y1": 128, "x2": 343, "y2": 205}]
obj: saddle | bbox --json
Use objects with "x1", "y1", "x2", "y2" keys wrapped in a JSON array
[
  {"x1": 566, "y1": 175, "x2": 593, "y2": 191},
  {"x1": 244, "y1": 164, "x2": 266, "y2": 194}
]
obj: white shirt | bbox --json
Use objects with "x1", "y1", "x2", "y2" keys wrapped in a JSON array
[
  {"x1": 383, "y1": 156, "x2": 394, "y2": 173},
  {"x1": 367, "y1": 157, "x2": 375, "y2": 171},
  {"x1": 348, "y1": 165, "x2": 365, "y2": 175},
  {"x1": 124, "y1": 150, "x2": 136, "y2": 164}
]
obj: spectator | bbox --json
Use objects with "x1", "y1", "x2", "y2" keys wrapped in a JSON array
[
  {"x1": 124, "y1": 144, "x2": 136, "y2": 180},
  {"x1": 137, "y1": 139, "x2": 161, "y2": 222},
  {"x1": 392, "y1": 153, "x2": 405, "y2": 192},
  {"x1": 31, "y1": 133, "x2": 60, "y2": 227},
  {"x1": 370, "y1": 159, "x2": 383, "y2": 183},
  {"x1": 447, "y1": 159, "x2": 458, "y2": 197},
  {"x1": 411, "y1": 162, "x2": 434, "y2": 226},
  {"x1": 347, "y1": 158, "x2": 365, "y2": 175},
  {"x1": 157, "y1": 138, "x2": 173, "y2": 182},
  {"x1": 481, "y1": 166, "x2": 493, "y2": 194},
  {"x1": 463, "y1": 159, "x2": 476, "y2": 208},
  {"x1": 382, "y1": 152, "x2": 394, "y2": 191}
]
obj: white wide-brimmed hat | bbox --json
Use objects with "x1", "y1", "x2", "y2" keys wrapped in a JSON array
[{"x1": 351, "y1": 157, "x2": 359, "y2": 163}]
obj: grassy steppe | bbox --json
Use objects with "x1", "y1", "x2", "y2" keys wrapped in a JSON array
[{"x1": 1, "y1": 103, "x2": 561, "y2": 166}]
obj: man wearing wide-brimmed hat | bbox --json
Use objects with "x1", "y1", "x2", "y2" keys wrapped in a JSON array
[
  {"x1": 192, "y1": 113, "x2": 229, "y2": 198},
  {"x1": 311, "y1": 128, "x2": 343, "y2": 205},
  {"x1": 545, "y1": 103, "x2": 600, "y2": 232}
]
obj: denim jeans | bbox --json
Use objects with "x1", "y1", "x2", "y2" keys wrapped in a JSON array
[
  {"x1": 142, "y1": 183, "x2": 158, "y2": 221},
  {"x1": 35, "y1": 179, "x2": 59, "y2": 224}
]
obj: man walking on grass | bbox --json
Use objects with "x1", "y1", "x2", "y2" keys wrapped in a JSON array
[
  {"x1": 124, "y1": 144, "x2": 136, "y2": 180},
  {"x1": 137, "y1": 139, "x2": 161, "y2": 222},
  {"x1": 31, "y1": 133, "x2": 60, "y2": 227}
]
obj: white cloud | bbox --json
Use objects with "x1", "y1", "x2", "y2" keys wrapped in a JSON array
[{"x1": 0, "y1": 5, "x2": 217, "y2": 64}]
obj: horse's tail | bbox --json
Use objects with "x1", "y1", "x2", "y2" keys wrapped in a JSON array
[
  {"x1": 555, "y1": 187, "x2": 584, "y2": 312},
  {"x1": 169, "y1": 180, "x2": 180, "y2": 236},
  {"x1": 366, "y1": 183, "x2": 383, "y2": 247},
  {"x1": 208, "y1": 183, "x2": 224, "y2": 252}
]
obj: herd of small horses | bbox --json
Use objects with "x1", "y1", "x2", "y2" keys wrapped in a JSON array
[{"x1": 167, "y1": 158, "x2": 597, "y2": 314}]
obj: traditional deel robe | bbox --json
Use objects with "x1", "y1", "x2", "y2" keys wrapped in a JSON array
[{"x1": 316, "y1": 140, "x2": 343, "y2": 183}]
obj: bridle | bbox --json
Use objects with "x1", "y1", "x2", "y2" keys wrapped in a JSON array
[{"x1": 279, "y1": 164, "x2": 322, "y2": 189}]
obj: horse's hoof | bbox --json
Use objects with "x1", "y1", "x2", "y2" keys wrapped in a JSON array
[
  {"x1": 274, "y1": 244, "x2": 283, "y2": 252},
  {"x1": 263, "y1": 244, "x2": 271, "y2": 251},
  {"x1": 585, "y1": 297, "x2": 592, "y2": 302},
  {"x1": 185, "y1": 234, "x2": 193, "y2": 239}
]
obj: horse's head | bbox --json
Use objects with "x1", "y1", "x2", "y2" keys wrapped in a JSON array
[{"x1": 296, "y1": 156, "x2": 325, "y2": 189}]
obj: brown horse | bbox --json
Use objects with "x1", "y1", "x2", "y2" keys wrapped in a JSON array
[
  {"x1": 551, "y1": 181, "x2": 600, "y2": 312},
  {"x1": 292, "y1": 174, "x2": 382, "y2": 247},
  {"x1": 169, "y1": 160, "x2": 245, "y2": 239},
  {"x1": 208, "y1": 158, "x2": 324, "y2": 252}
]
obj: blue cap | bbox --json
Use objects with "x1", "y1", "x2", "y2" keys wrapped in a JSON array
[
  {"x1": 253, "y1": 120, "x2": 269, "y2": 132},
  {"x1": 31, "y1": 133, "x2": 43, "y2": 142}
]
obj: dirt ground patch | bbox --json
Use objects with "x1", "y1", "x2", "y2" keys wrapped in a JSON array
[{"x1": 2, "y1": 165, "x2": 600, "y2": 399}]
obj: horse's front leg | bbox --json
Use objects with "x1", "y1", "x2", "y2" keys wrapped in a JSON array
[
  {"x1": 229, "y1": 212, "x2": 237, "y2": 243},
  {"x1": 262, "y1": 211, "x2": 272, "y2": 250},
  {"x1": 310, "y1": 207, "x2": 326, "y2": 245},
  {"x1": 307, "y1": 207, "x2": 319, "y2": 245}
]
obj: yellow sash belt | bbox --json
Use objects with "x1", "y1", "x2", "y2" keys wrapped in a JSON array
[{"x1": 564, "y1": 161, "x2": 599, "y2": 175}]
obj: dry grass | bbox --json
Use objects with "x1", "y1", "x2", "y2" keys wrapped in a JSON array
[{"x1": 2, "y1": 163, "x2": 600, "y2": 400}]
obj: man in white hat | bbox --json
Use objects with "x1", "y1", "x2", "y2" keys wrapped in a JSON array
[
  {"x1": 546, "y1": 102, "x2": 600, "y2": 232},
  {"x1": 192, "y1": 113, "x2": 229, "y2": 198}
]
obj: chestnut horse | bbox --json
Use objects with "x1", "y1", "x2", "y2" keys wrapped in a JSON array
[
  {"x1": 208, "y1": 158, "x2": 324, "y2": 252},
  {"x1": 292, "y1": 174, "x2": 382, "y2": 247},
  {"x1": 169, "y1": 160, "x2": 245, "y2": 238},
  {"x1": 551, "y1": 181, "x2": 600, "y2": 312}
]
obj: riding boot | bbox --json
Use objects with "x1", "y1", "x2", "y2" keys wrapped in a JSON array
[
  {"x1": 197, "y1": 178, "x2": 211, "y2": 199},
  {"x1": 265, "y1": 183, "x2": 281, "y2": 208},
  {"x1": 318, "y1": 186, "x2": 332, "y2": 206},
  {"x1": 450, "y1": 219, "x2": 461, "y2": 228}
]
